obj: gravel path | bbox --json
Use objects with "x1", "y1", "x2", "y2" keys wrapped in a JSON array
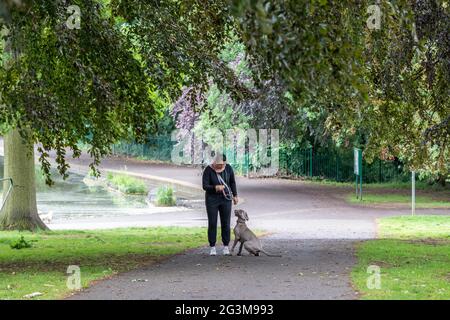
[
  {"x1": 59, "y1": 154, "x2": 448, "y2": 300},
  {"x1": 69, "y1": 237, "x2": 358, "y2": 300},
  {"x1": 57, "y1": 155, "x2": 366, "y2": 299},
  {"x1": 0, "y1": 143, "x2": 442, "y2": 300}
]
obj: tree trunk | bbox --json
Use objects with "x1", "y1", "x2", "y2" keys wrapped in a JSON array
[
  {"x1": 0, "y1": 128, "x2": 48, "y2": 230},
  {"x1": 436, "y1": 174, "x2": 447, "y2": 187}
]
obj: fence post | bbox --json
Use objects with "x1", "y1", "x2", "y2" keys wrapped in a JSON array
[
  {"x1": 246, "y1": 148, "x2": 249, "y2": 178},
  {"x1": 309, "y1": 147, "x2": 313, "y2": 177},
  {"x1": 411, "y1": 171, "x2": 416, "y2": 216},
  {"x1": 379, "y1": 159, "x2": 382, "y2": 183},
  {"x1": 359, "y1": 154, "x2": 363, "y2": 200},
  {"x1": 336, "y1": 154, "x2": 339, "y2": 181},
  {"x1": 303, "y1": 149, "x2": 306, "y2": 176}
]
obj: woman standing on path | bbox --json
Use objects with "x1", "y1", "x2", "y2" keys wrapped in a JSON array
[{"x1": 202, "y1": 153, "x2": 238, "y2": 256}]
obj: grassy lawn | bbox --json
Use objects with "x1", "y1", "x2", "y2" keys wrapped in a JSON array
[
  {"x1": 352, "y1": 215, "x2": 450, "y2": 299},
  {"x1": 0, "y1": 227, "x2": 206, "y2": 300},
  {"x1": 301, "y1": 178, "x2": 449, "y2": 191},
  {"x1": 347, "y1": 193, "x2": 450, "y2": 208}
]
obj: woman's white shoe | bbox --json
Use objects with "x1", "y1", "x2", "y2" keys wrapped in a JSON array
[
  {"x1": 223, "y1": 246, "x2": 231, "y2": 256},
  {"x1": 210, "y1": 247, "x2": 217, "y2": 256}
]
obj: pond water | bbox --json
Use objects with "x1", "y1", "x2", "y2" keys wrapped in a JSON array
[{"x1": 0, "y1": 157, "x2": 199, "y2": 221}]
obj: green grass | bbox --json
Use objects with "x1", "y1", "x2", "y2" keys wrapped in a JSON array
[
  {"x1": 347, "y1": 193, "x2": 450, "y2": 208},
  {"x1": 106, "y1": 172, "x2": 148, "y2": 194},
  {"x1": 378, "y1": 216, "x2": 450, "y2": 239},
  {"x1": 352, "y1": 215, "x2": 450, "y2": 299},
  {"x1": 154, "y1": 186, "x2": 176, "y2": 206},
  {"x1": 0, "y1": 227, "x2": 207, "y2": 300},
  {"x1": 363, "y1": 181, "x2": 448, "y2": 191},
  {"x1": 302, "y1": 177, "x2": 449, "y2": 191}
]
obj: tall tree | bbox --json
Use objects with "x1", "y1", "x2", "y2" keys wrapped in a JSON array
[
  {"x1": 231, "y1": 0, "x2": 449, "y2": 178},
  {"x1": 0, "y1": 0, "x2": 156, "y2": 230},
  {"x1": 364, "y1": 0, "x2": 449, "y2": 179},
  {"x1": 1, "y1": 128, "x2": 46, "y2": 229},
  {"x1": 0, "y1": 0, "x2": 242, "y2": 230}
]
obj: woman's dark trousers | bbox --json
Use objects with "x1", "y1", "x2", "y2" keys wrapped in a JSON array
[{"x1": 206, "y1": 196, "x2": 232, "y2": 247}]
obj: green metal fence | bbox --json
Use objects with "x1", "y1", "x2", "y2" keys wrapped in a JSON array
[
  {"x1": 278, "y1": 146, "x2": 405, "y2": 183},
  {"x1": 112, "y1": 137, "x2": 406, "y2": 183},
  {"x1": 112, "y1": 136, "x2": 175, "y2": 162}
]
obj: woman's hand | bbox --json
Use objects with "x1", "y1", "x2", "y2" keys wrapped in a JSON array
[
  {"x1": 215, "y1": 185, "x2": 225, "y2": 192},
  {"x1": 233, "y1": 196, "x2": 239, "y2": 205}
]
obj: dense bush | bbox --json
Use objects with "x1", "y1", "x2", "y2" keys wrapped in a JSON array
[
  {"x1": 155, "y1": 186, "x2": 176, "y2": 207},
  {"x1": 106, "y1": 173, "x2": 148, "y2": 195}
]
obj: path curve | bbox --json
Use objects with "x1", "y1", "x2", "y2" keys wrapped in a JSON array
[
  {"x1": 61, "y1": 154, "x2": 448, "y2": 300},
  {"x1": 0, "y1": 141, "x2": 444, "y2": 300}
]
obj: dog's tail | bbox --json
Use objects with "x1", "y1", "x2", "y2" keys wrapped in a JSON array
[{"x1": 260, "y1": 249, "x2": 282, "y2": 257}]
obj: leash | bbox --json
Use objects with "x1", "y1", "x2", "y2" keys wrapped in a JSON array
[
  {"x1": 216, "y1": 171, "x2": 233, "y2": 201},
  {"x1": 208, "y1": 164, "x2": 233, "y2": 201}
]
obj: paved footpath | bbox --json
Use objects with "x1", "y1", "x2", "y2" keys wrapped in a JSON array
[
  {"x1": 71, "y1": 238, "x2": 357, "y2": 300},
  {"x1": 60, "y1": 155, "x2": 448, "y2": 300},
  {"x1": 0, "y1": 140, "x2": 442, "y2": 300}
]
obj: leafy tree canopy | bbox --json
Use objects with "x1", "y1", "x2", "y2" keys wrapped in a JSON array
[
  {"x1": 0, "y1": 0, "x2": 240, "y2": 183},
  {"x1": 231, "y1": 0, "x2": 449, "y2": 176},
  {"x1": 1, "y1": 0, "x2": 448, "y2": 181}
]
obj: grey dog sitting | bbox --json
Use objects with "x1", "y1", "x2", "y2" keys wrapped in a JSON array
[{"x1": 231, "y1": 209, "x2": 281, "y2": 257}]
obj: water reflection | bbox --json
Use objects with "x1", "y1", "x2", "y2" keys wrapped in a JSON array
[{"x1": 0, "y1": 158, "x2": 194, "y2": 221}]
